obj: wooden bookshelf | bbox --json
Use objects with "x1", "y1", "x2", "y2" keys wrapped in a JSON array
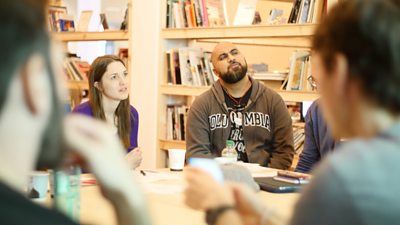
[
  {"x1": 52, "y1": 31, "x2": 129, "y2": 42},
  {"x1": 161, "y1": 24, "x2": 316, "y2": 39},
  {"x1": 67, "y1": 80, "x2": 88, "y2": 90},
  {"x1": 160, "y1": 84, "x2": 319, "y2": 102},
  {"x1": 261, "y1": 0, "x2": 295, "y2": 2},
  {"x1": 159, "y1": 139, "x2": 186, "y2": 151}
]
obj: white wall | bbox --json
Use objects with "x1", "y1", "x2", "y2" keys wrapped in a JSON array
[{"x1": 130, "y1": 1, "x2": 161, "y2": 169}]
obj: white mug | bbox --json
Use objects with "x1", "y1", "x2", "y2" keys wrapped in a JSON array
[
  {"x1": 27, "y1": 171, "x2": 49, "y2": 201},
  {"x1": 168, "y1": 149, "x2": 186, "y2": 171}
]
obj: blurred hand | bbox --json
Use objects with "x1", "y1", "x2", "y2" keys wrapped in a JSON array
[
  {"x1": 125, "y1": 147, "x2": 142, "y2": 169},
  {"x1": 229, "y1": 183, "x2": 266, "y2": 225},
  {"x1": 184, "y1": 167, "x2": 235, "y2": 210},
  {"x1": 64, "y1": 115, "x2": 136, "y2": 194},
  {"x1": 64, "y1": 114, "x2": 151, "y2": 225}
]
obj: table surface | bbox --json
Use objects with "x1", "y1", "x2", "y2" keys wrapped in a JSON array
[{"x1": 78, "y1": 166, "x2": 300, "y2": 225}]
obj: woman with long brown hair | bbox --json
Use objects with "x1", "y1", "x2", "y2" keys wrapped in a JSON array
[{"x1": 73, "y1": 55, "x2": 142, "y2": 169}]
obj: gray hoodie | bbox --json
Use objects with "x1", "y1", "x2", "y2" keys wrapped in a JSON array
[{"x1": 186, "y1": 76, "x2": 295, "y2": 169}]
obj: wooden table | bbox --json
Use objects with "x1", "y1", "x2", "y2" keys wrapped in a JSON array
[{"x1": 79, "y1": 170, "x2": 299, "y2": 225}]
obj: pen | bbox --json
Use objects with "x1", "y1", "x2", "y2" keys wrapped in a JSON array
[{"x1": 140, "y1": 170, "x2": 146, "y2": 176}]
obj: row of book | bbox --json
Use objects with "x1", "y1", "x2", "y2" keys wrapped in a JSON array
[
  {"x1": 166, "y1": 105, "x2": 189, "y2": 141},
  {"x1": 166, "y1": 0, "x2": 228, "y2": 28},
  {"x1": 166, "y1": 0, "x2": 326, "y2": 29},
  {"x1": 165, "y1": 48, "x2": 314, "y2": 91},
  {"x1": 293, "y1": 126, "x2": 305, "y2": 154},
  {"x1": 288, "y1": 0, "x2": 325, "y2": 24},
  {"x1": 282, "y1": 50, "x2": 313, "y2": 91},
  {"x1": 64, "y1": 57, "x2": 91, "y2": 81},
  {"x1": 48, "y1": 6, "x2": 126, "y2": 32},
  {"x1": 64, "y1": 48, "x2": 128, "y2": 82},
  {"x1": 48, "y1": 6, "x2": 75, "y2": 32},
  {"x1": 166, "y1": 47, "x2": 217, "y2": 86}
]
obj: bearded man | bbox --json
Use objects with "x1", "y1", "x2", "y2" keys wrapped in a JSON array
[{"x1": 186, "y1": 42, "x2": 294, "y2": 169}]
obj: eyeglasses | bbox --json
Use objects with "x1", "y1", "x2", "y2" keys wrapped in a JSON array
[{"x1": 307, "y1": 75, "x2": 317, "y2": 89}]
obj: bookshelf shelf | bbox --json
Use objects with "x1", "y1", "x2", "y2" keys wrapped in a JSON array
[
  {"x1": 159, "y1": 139, "x2": 186, "y2": 151},
  {"x1": 160, "y1": 84, "x2": 319, "y2": 102},
  {"x1": 160, "y1": 84, "x2": 208, "y2": 96},
  {"x1": 262, "y1": 0, "x2": 295, "y2": 2},
  {"x1": 52, "y1": 31, "x2": 129, "y2": 42},
  {"x1": 161, "y1": 24, "x2": 316, "y2": 39},
  {"x1": 67, "y1": 80, "x2": 89, "y2": 90}
]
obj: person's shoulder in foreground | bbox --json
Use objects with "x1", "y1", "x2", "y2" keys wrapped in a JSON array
[
  {"x1": 291, "y1": 123, "x2": 400, "y2": 225},
  {"x1": 0, "y1": 181, "x2": 77, "y2": 225},
  {"x1": 72, "y1": 101, "x2": 93, "y2": 116}
]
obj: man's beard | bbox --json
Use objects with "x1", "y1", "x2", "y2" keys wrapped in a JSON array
[{"x1": 219, "y1": 62, "x2": 248, "y2": 84}]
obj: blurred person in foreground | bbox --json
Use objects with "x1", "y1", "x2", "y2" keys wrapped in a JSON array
[
  {"x1": 184, "y1": 0, "x2": 400, "y2": 224},
  {"x1": 0, "y1": 0, "x2": 151, "y2": 224}
]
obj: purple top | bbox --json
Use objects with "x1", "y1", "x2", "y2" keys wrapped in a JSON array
[{"x1": 72, "y1": 101, "x2": 139, "y2": 152}]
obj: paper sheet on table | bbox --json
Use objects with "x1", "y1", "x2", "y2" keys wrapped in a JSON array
[
  {"x1": 135, "y1": 170, "x2": 182, "y2": 183},
  {"x1": 141, "y1": 183, "x2": 184, "y2": 194},
  {"x1": 235, "y1": 162, "x2": 277, "y2": 177},
  {"x1": 134, "y1": 171, "x2": 185, "y2": 194}
]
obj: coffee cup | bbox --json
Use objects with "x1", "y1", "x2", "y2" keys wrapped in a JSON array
[
  {"x1": 168, "y1": 149, "x2": 186, "y2": 171},
  {"x1": 27, "y1": 171, "x2": 49, "y2": 201}
]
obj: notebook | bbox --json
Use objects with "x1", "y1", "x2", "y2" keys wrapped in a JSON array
[{"x1": 254, "y1": 177, "x2": 303, "y2": 193}]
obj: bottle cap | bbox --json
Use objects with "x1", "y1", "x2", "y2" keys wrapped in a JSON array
[{"x1": 226, "y1": 140, "x2": 235, "y2": 148}]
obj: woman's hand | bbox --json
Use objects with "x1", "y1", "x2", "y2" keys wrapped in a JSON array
[{"x1": 125, "y1": 147, "x2": 142, "y2": 169}]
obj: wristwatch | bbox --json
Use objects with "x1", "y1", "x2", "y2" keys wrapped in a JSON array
[{"x1": 205, "y1": 205, "x2": 236, "y2": 225}]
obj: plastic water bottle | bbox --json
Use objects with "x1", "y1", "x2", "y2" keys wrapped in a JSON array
[
  {"x1": 53, "y1": 165, "x2": 81, "y2": 222},
  {"x1": 221, "y1": 140, "x2": 238, "y2": 163}
]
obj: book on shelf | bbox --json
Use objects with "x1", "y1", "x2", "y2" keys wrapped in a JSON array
[
  {"x1": 207, "y1": 0, "x2": 228, "y2": 26},
  {"x1": 286, "y1": 50, "x2": 311, "y2": 91},
  {"x1": 48, "y1": 5, "x2": 68, "y2": 32},
  {"x1": 292, "y1": 126, "x2": 305, "y2": 154},
  {"x1": 288, "y1": 0, "x2": 325, "y2": 24},
  {"x1": 251, "y1": 72, "x2": 288, "y2": 81},
  {"x1": 232, "y1": 0, "x2": 258, "y2": 26},
  {"x1": 267, "y1": 8, "x2": 285, "y2": 25},
  {"x1": 166, "y1": 0, "x2": 228, "y2": 28},
  {"x1": 76, "y1": 10, "x2": 93, "y2": 32},
  {"x1": 100, "y1": 13, "x2": 109, "y2": 30},
  {"x1": 166, "y1": 105, "x2": 189, "y2": 141},
  {"x1": 64, "y1": 56, "x2": 91, "y2": 82},
  {"x1": 166, "y1": 47, "x2": 216, "y2": 87},
  {"x1": 120, "y1": 6, "x2": 129, "y2": 30},
  {"x1": 298, "y1": 0, "x2": 311, "y2": 24},
  {"x1": 58, "y1": 14, "x2": 75, "y2": 32}
]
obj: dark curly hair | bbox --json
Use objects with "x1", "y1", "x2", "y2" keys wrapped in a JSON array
[{"x1": 313, "y1": 0, "x2": 400, "y2": 114}]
